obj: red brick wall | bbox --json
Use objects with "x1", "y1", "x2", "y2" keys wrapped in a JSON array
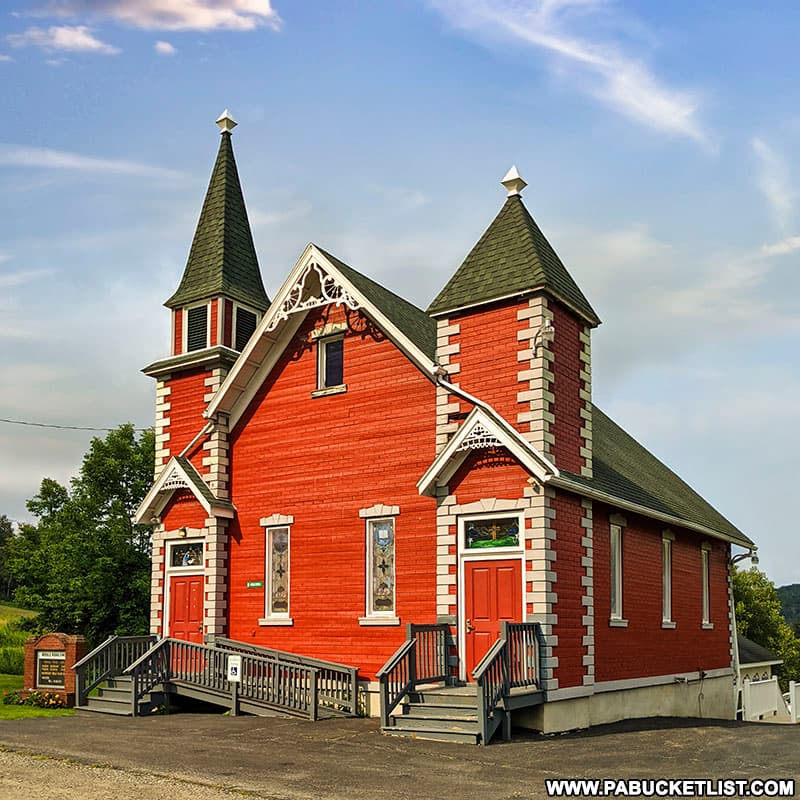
[
  {"x1": 210, "y1": 299, "x2": 219, "y2": 347},
  {"x1": 593, "y1": 504, "x2": 731, "y2": 682},
  {"x1": 451, "y1": 299, "x2": 524, "y2": 430},
  {"x1": 161, "y1": 490, "x2": 209, "y2": 531},
  {"x1": 549, "y1": 302, "x2": 584, "y2": 474},
  {"x1": 227, "y1": 304, "x2": 438, "y2": 679},
  {"x1": 173, "y1": 309, "x2": 183, "y2": 356},
  {"x1": 551, "y1": 490, "x2": 587, "y2": 687},
  {"x1": 165, "y1": 368, "x2": 210, "y2": 473}
]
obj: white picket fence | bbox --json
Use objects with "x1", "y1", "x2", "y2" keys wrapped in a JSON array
[
  {"x1": 742, "y1": 677, "x2": 782, "y2": 721},
  {"x1": 789, "y1": 681, "x2": 800, "y2": 723}
]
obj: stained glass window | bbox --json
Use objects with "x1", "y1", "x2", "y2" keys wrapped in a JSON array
[
  {"x1": 369, "y1": 518, "x2": 395, "y2": 614},
  {"x1": 268, "y1": 527, "x2": 290, "y2": 616},
  {"x1": 464, "y1": 517, "x2": 520, "y2": 550},
  {"x1": 171, "y1": 542, "x2": 202, "y2": 568}
]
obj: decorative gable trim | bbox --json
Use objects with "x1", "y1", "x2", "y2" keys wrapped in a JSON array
[
  {"x1": 133, "y1": 456, "x2": 236, "y2": 524},
  {"x1": 417, "y1": 405, "x2": 558, "y2": 497},
  {"x1": 206, "y1": 244, "x2": 439, "y2": 429}
]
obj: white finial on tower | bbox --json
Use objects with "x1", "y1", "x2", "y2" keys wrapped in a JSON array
[
  {"x1": 501, "y1": 165, "x2": 527, "y2": 197},
  {"x1": 216, "y1": 109, "x2": 238, "y2": 134}
]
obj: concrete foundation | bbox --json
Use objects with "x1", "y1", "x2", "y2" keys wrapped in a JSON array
[{"x1": 515, "y1": 673, "x2": 735, "y2": 734}]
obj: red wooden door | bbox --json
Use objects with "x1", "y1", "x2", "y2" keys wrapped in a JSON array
[
  {"x1": 464, "y1": 559, "x2": 522, "y2": 678},
  {"x1": 169, "y1": 575, "x2": 204, "y2": 643}
]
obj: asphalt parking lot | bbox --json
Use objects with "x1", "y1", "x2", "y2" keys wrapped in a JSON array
[{"x1": 0, "y1": 713, "x2": 798, "y2": 799}]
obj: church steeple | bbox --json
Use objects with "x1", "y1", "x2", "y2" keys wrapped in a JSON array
[{"x1": 166, "y1": 110, "x2": 269, "y2": 313}]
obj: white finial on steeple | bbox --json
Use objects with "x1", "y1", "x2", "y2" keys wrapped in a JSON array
[
  {"x1": 501, "y1": 165, "x2": 527, "y2": 197},
  {"x1": 216, "y1": 109, "x2": 238, "y2": 134}
]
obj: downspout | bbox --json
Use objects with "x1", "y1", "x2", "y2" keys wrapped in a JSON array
[
  {"x1": 730, "y1": 547, "x2": 759, "y2": 717},
  {"x1": 180, "y1": 421, "x2": 215, "y2": 458}
]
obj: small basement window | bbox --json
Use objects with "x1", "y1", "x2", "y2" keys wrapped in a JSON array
[
  {"x1": 235, "y1": 307, "x2": 257, "y2": 351},
  {"x1": 186, "y1": 305, "x2": 209, "y2": 352},
  {"x1": 317, "y1": 336, "x2": 344, "y2": 391}
]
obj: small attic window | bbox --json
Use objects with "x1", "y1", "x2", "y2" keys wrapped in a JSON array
[
  {"x1": 311, "y1": 335, "x2": 346, "y2": 397},
  {"x1": 186, "y1": 305, "x2": 209, "y2": 352},
  {"x1": 235, "y1": 307, "x2": 257, "y2": 351}
]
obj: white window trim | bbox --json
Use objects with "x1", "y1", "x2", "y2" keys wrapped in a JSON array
[
  {"x1": 313, "y1": 333, "x2": 347, "y2": 396},
  {"x1": 359, "y1": 514, "x2": 399, "y2": 626},
  {"x1": 457, "y1": 511, "x2": 524, "y2": 556},
  {"x1": 259, "y1": 523, "x2": 293, "y2": 626},
  {"x1": 662, "y1": 530, "x2": 675, "y2": 628},
  {"x1": 182, "y1": 301, "x2": 211, "y2": 353},
  {"x1": 701, "y1": 542, "x2": 713, "y2": 629},
  {"x1": 232, "y1": 301, "x2": 261, "y2": 351},
  {"x1": 609, "y1": 522, "x2": 628, "y2": 627}
]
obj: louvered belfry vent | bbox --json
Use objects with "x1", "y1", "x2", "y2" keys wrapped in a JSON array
[
  {"x1": 235, "y1": 308, "x2": 257, "y2": 351},
  {"x1": 186, "y1": 305, "x2": 208, "y2": 352}
]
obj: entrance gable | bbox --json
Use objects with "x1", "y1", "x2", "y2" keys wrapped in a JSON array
[{"x1": 133, "y1": 455, "x2": 235, "y2": 524}]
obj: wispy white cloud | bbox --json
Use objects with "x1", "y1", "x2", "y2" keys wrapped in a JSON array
[
  {"x1": 0, "y1": 54, "x2": 13, "y2": 62},
  {"x1": 0, "y1": 144, "x2": 182, "y2": 178},
  {"x1": 249, "y1": 203, "x2": 312, "y2": 227},
  {"x1": 428, "y1": 0, "x2": 706, "y2": 142},
  {"x1": 752, "y1": 137, "x2": 794, "y2": 231},
  {"x1": 7, "y1": 25, "x2": 119, "y2": 54},
  {"x1": 154, "y1": 40, "x2": 176, "y2": 55},
  {"x1": 0, "y1": 268, "x2": 55, "y2": 288},
  {"x1": 369, "y1": 184, "x2": 431, "y2": 211},
  {"x1": 33, "y1": 0, "x2": 281, "y2": 32},
  {"x1": 761, "y1": 235, "x2": 800, "y2": 257}
]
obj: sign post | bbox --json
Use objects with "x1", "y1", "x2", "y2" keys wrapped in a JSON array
[{"x1": 227, "y1": 654, "x2": 242, "y2": 716}]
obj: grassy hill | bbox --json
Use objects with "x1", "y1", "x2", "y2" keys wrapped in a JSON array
[
  {"x1": 0, "y1": 604, "x2": 36, "y2": 674},
  {"x1": 777, "y1": 584, "x2": 800, "y2": 629}
]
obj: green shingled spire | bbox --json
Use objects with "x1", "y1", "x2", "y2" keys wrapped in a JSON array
[
  {"x1": 166, "y1": 112, "x2": 269, "y2": 311},
  {"x1": 427, "y1": 168, "x2": 600, "y2": 325}
]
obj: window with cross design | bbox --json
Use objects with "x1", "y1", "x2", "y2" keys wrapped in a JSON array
[{"x1": 265, "y1": 526, "x2": 290, "y2": 619}]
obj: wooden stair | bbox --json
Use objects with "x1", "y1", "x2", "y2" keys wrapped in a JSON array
[
  {"x1": 382, "y1": 685, "x2": 482, "y2": 744},
  {"x1": 76, "y1": 675, "x2": 165, "y2": 716}
]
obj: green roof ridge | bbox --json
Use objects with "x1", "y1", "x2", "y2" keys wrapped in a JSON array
[
  {"x1": 564, "y1": 405, "x2": 751, "y2": 545},
  {"x1": 316, "y1": 245, "x2": 437, "y2": 360},
  {"x1": 428, "y1": 195, "x2": 600, "y2": 324},
  {"x1": 166, "y1": 132, "x2": 269, "y2": 312}
]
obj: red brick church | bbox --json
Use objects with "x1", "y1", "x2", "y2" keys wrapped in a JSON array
[{"x1": 134, "y1": 112, "x2": 755, "y2": 737}]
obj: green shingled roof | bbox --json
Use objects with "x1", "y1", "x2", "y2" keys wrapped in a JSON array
[
  {"x1": 561, "y1": 406, "x2": 752, "y2": 546},
  {"x1": 166, "y1": 132, "x2": 269, "y2": 312},
  {"x1": 316, "y1": 246, "x2": 438, "y2": 360},
  {"x1": 428, "y1": 195, "x2": 600, "y2": 325}
]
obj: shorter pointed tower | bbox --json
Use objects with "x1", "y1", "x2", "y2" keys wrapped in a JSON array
[
  {"x1": 429, "y1": 167, "x2": 599, "y2": 477},
  {"x1": 144, "y1": 111, "x2": 270, "y2": 480}
]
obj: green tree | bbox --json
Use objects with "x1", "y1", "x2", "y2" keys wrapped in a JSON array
[
  {"x1": 0, "y1": 513, "x2": 14, "y2": 599},
  {"x1": 734, "y1": 566, "x2": 800, "y2": 690},
  {"x1": 7, "y1": 425, "x2": 154, "y2": 644}
]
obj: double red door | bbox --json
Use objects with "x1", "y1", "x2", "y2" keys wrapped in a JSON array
[
  {"x1": 169, "y1": 574, "x2": 204, "y2": 643},
  {"x1": 464, "y1": 559, "x2": 522, "y2": 678}
]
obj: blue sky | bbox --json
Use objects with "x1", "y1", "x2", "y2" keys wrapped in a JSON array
[{"x1": 1, "y1": 1, "x2": 798, "y2": 585}]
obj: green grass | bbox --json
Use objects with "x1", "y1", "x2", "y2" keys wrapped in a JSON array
[
  {"x1": 0, "y1": 605, "x2": 36, "y2": 625},
  {"x1": 0, "y1": 674, "x2": 75, "y2": 719},
  {"x1": 0, "y1": 605, "x2": 37, "y2": 675}
]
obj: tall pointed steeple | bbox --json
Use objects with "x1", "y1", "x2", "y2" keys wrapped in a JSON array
[
  {"x1": 428, "y1": 168, "x2": 599, "y2": 326},
  {"x1": 166, "y1": 110, "x2": 269, "y2": 312}
]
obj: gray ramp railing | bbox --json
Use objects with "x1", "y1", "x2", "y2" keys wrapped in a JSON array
[
  {"x1": 209, "y1": 636, "x2": 359, "y2": 717},
  {"x1": 377, "y1": 623, "x2": 451, "y2": 727},
  {"x1": 72, "y1": 634, "x2": 157, "y2": 706},
  {"x1": 124, "y1": 638, "x2": 320, "y2": 720}
]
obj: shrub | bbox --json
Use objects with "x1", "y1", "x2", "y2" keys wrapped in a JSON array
[
  {"x1": 1, "y1": 689, "x2": 65, "y2": 708},
  {"x1": 0, "y1": 646, "x2": 23, "y2": 675}
]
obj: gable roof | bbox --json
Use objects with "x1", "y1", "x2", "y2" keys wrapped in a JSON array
[
  {"x1": 737, "y1": 635, "x2": 782, "y2": 667},
  {"x1": 554, "y1": 405, "x2": 753, "y2": 547},
  {"x1": 205, "y1": 244, "x2": 439, "y2": 427},
  {"x1": 418, "y1": 403, "x2": 558, "y2": 496},
  {"x1": 166, "y1": 131, "x2": 269, "y2": 312},
  {"x1": 427, "y1": 195, "x2": 600, "y2": 325},
  {"x1": 133, "y1": 455, "x2": 235, "y2": 524}
]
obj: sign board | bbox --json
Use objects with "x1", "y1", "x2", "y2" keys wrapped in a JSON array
[
  {"x1": 227, "y1": 654, "x2": 242, "y2": 682},
  {"x1": 246, "y1": 580, "x2": 264, "y2": 588},
  {"x1": 36, "y1": 650, "x2": 66, "y2": 689}
]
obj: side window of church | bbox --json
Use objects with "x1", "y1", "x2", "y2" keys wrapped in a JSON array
[
  {"x1": 186, "y1": 305, "x2": 208, "y2": 351},
  {"x1": 235, "y1": 307, "x2": 257, "y2": 351},
  {"x1": 265, "y1": 526, "x2": 290, "y2": 618},
  {"x1": 318, "y1": 336, "x2": 344, "y2": 389},
  {"x1": 367, "y1": 518, "x2": 395, "y2": 616}
]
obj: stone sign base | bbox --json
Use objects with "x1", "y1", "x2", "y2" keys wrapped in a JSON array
[{"x1": 22, "y1": 633, "x2": 88, "y2": 708}]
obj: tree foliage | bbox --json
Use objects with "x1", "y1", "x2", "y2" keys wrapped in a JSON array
[
  {"x1": 7, "y1": 425, "x2": 154, "y2": 645},
  {"x1": 733, "y1": 566, "x2": 800, "y2": 690},
  {"x1": 0, "y1": 514, "x2": 14, "y2": 600}
]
